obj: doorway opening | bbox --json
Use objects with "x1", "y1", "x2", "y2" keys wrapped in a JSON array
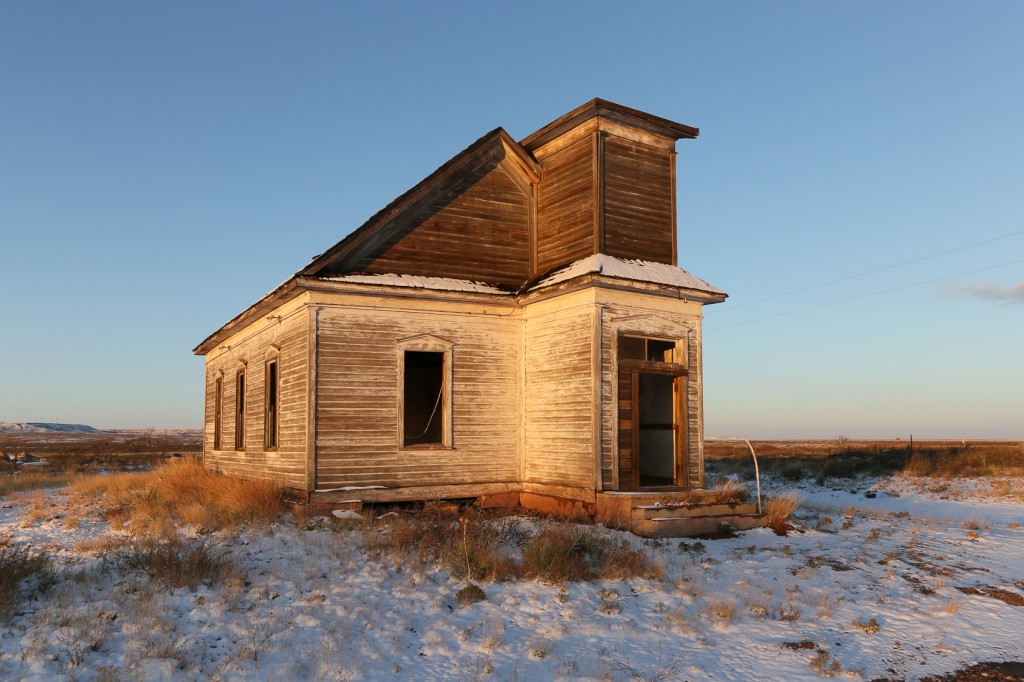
[{"x1": 616, "y1": 334, "x2": 688, "y2": 490}]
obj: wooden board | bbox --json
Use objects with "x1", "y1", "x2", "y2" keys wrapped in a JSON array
[
  {"x1": 354, "y1": 163, "x2": 532, "y2": 287},
  {"x1": 535, "y1": 136, "x2": 596, "y2": 275},
  {"x1": 601, "y1": 136, "x2": 675, "y2": 265}
]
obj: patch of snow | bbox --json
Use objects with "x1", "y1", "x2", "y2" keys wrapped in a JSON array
[
  {"x1": 533, "y1": 254, "x2": 726, "y2": 295},
  {"x1": 2, "y1": 475, "x2": 1022, "y2": 681},
  {"x1": 331, "y1": 509, "x2": 362, "y2": 520},
  {"x1": 318, "y1": 273, "x2": 508, "y2": 294}
]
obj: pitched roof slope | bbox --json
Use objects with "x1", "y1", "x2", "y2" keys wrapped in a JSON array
[{"x1": 300, "y1": 127, "x2": 539, "y2": 279}]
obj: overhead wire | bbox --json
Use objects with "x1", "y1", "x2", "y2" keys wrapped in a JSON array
[
  {"x1": 708, "y1": 228, "x2": 1024, "y2": 313},
  {"x1": 705, "y1": 257, "x2": 1024, "y2": 332}
]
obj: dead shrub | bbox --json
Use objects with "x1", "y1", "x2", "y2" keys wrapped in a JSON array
[
  {"x1": 764, "y1": 491, "x2": 801, "y2": 533},
  {"x1": 70, "y1": 458, "x2": 285, "y2": 533},
  {"x1": 522, "y1": 527, "x2": 603, "y2": 583},
  {"x1": 851, "y1": 616, "x2": 880, "y2": 633},
  {"x1": 521, "y1": 526, "x2": 661, "y2": 583},
  {"x1": 446, "y1": 517, "x2": 520, "y2": 583},
  {"x1": 107, "y1": 533, "x2": 234, "y2": 589},
  {"x1": 0, "y1": 532, "x2": 56, "y2": 616},
  {"x1": 363, "y1": 510, "x2": 454, "y2": 566}
]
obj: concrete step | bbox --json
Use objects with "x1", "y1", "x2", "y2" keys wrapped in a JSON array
[
  {"x1": 635, "y1": 502, "x2": 758, "y2": 520},
  {"x1": 632, "y1": 513, "x2": 767, "y2": 539}
]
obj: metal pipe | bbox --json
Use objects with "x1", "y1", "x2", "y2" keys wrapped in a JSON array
[{"x1": 704, "y1": 436, "x2": 762, "y2": 515}]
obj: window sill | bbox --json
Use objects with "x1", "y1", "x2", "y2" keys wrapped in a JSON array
[{"x1": 400, "y1": 444, "x2": 455, "y2": 452}]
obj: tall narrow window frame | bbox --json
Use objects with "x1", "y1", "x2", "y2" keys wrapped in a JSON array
[
  {"x1": 397, "y1": 335, "x2": 454, "y2": 451},
  {"x1": 213, "y1": 373, "x2": 223, "y2": 450},
  {"x1": 234, "y1": 364, "x2": 246, "y2": 451},
  {"x1": 264, "y1": 355, "x2": 279, "y2": 450}
]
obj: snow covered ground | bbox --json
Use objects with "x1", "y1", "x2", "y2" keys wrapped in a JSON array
[{"x1": 1, "y1": 475, "x2": 1022, "y2": 681}]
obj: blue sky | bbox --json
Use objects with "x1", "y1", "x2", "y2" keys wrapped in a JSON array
[{"x1": 1, "y1": 2, "x2": 1021, "y2": 438}]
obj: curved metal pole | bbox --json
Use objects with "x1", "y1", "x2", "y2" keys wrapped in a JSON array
[{"x1": 705, "y1": 436, "x2": 762, "y2": 515}]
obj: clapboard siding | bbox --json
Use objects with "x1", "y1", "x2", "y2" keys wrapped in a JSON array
[
  {"x1": 314, "y1": 305, "x2": 520, "y2": 490},
  {"x1": 203, "y1": 306, "x2": 309, "y2": 489},
  {"x1": 599, "y1": 301, "x2": 704, "y2": 490},
  {"x1": 523, "y1": 305, "x2": 595, "y2": 487},
  {"x1": 535, "y1": 136, "x2": 596, "y2": 275},
  {"x1": 353, "y1": 164, "x2": 531, "y2": 287},
  {"x1": 602, "y1": 136, "x2": 675, "y2": 264}
]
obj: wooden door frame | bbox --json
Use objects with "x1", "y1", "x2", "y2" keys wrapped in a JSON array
[{"x1": 618, "y1": 359, "x2": 688, "y2": 490}]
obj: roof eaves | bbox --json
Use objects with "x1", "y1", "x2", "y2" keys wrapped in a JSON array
[
  {"x1": 520, "y1": 98, "x2": 699, "y2": 152},
  {"x1": 192, "y1": 277, "x2": 303, "y2": 355}
]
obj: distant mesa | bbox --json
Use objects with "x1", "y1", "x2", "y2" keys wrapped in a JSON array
[{"x1": 0, "y1": 422, "x2": 103, "y2": 434}]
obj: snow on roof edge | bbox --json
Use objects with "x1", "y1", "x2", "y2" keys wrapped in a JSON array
[
  {"x1": 318, "y1": 273, "x2": 509, "y2": 295},
  {"x1": 533, "y1": 254, "x2": 726, "y2": 296}
]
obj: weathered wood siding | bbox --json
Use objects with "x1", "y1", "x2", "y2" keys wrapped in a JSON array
[
  {"x1": 602, "y1": 136, "x2": 675, "y2": 264},
  {"x1": 535, "y1": 136, "x2": 596, "y2": 275},
  {"x1": 354, "y1": 163, "x2": 532, "y2": 287},
  {"x1": 203, "y1": 302, "x2": 309, "y2": 490},
  {"x1": 314, "y1": 302, "x2": 520, "y2": 490},
  {"x1": 598, "y1": 295, "x2": 704, "y2": 490},
  {"x1": 523, "y1": 298, "x2": 595, "y2": 488}
]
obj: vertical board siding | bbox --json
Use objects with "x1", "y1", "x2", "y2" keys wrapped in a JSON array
[
  {"x1": 203, "y1": 309, "x2": 309, "y2": 489},
  {"x1": 523, "y1": 305, "x2": 595, "y2": 487},
  {"x1": 315, "y1": 306, "x2": 520, "y2": 489},
  {"x1": 354, "y1": 164, "x2": 532, "y2": 287},
  {"x1": 599, "y1": 304, "x2": 703, "y2": 490},
  {"x1": 602, "y1": 137, "x2": 675, "y2": 264},
  {"x1": 535, "y1": 137, "x2": 596, "y2": 275}
]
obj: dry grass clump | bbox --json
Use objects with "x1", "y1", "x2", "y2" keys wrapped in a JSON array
[
  {"x1": 521, "y1": 526, "x2": 662, "y2": 583},
  {"x1": 0, "y1": 472, "x2": 73, "y2": 498},
  {"x1": 851, "y1": 616, "x2": 880, "y2": 633},
  {"x1": 364, "y1": 511, "x2": 661, "y2": 584},
  {"x1": 710, "y1": 477, "x2": 750, "y2": 502},
  {"x1": 364, "y1": 510, "x2": 520, "y2": 582},
  {"x1": 107, "y1": 533, "x2": 235, "y2": 589},
  {"x1": 764, "y1": 491, "x2": 801, "y2": 533},
  {"x1": 69, "y1": 458, "x2": 285, "y2": 533},
  {"x1": 0, "y1": 532, "x2": 56, "y2": 615}
]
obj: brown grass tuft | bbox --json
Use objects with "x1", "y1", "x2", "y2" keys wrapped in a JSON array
[
  {"x1": 107, "y1": 533, "x2": 235, "y2": 589},
  {"x1": 69, "y1": 459, "x2": 285, "y2": 534},
  {"x1": 764, "y1": 491, "x2": 801, "y2": 533},
  {"x1": 521, "y1": 526, "x2": 662, "y2": 583}
]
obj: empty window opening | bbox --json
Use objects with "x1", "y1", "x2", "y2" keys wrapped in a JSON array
[
  {"x1": 619, "y1": 335, "x2": 677, "y2": 364},
  {"x1": 403, "y1": 351, "x2": 445, "y2": 446},
  {"x1": 234, "y1": 369, "x2": 246, "y2": 450},
  {"x1": 264, "y1": 359, "x2": 279, "y2": 450},
  {"x1": 213, "y1": 376, "x2": 223, "y2": 450}
]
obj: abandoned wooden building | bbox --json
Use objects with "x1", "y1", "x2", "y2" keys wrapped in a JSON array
[{"x1": 194, "y1": 99, "x2": 763, "y2": 536}]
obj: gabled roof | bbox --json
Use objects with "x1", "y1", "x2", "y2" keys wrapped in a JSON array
[
  {"x1": 299, "y1": 127, "x2": 540, "y2": 278},
  {"x1": 520, "y1": 98, "x2": 699, "y2": 152}
]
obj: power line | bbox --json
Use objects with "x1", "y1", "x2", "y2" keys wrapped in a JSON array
[
  {"x1": 705, "y1": 258, "x2": 1024, "y2": 332},
  {"x1": 709, "y1": 228, "x2": 1024, "y2": 313}
]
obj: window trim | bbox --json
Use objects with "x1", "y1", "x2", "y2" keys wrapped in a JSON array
[
  {"x1": 396, "y1": 335, "x2": 454, "y2": 451},
  {"x1": 213, "y1": 372, "x2": 223, "y2": 450},
  {"x1": 234, "y1": 363, "x2": 247, "y2": 451},
  {"x1": 264, "y1": 356, "x2": 279, "y2": 451}
]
